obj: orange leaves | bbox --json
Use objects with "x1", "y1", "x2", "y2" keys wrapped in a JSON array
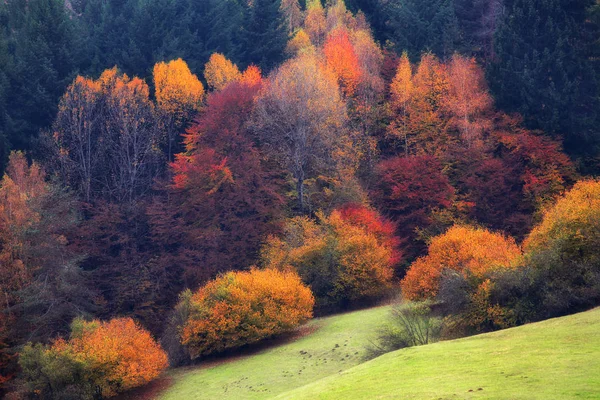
[
  {"x1": 324, "y1": 27, "x2": 362, "y2": 97},
  {"x1": 401, "y1": 226, "x2": 522, "y2": 300},
  {"x1": 261, "y1": 205, "x2": 397, "y2": 308},
  {"x1": 50, "y1": 318, "x2": 168, "y2": 397},
  {"x1": 153, "y1": 58, "x2": 204, "y2": 119},
  {"x1": 180, "y1": 268, "x2": 314, "y2": 358},
  {"x1": 0, "y1": 152, "x2": 48, "y2": 294},
  {"x1": 390, "y1": 52, "x2": 413, "y2": 109},
  {"x1": 204, "y1": 53, "x2": 242, "y2": 91}
]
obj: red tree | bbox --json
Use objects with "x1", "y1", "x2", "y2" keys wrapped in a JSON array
[
  {"x1": 373, "y1": 155, "x2": 455, "y2": 259},
  {"x1": 150, "y1": 79, "x2": 285, "y2": 288}
]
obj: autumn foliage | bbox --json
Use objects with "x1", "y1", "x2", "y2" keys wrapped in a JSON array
[
  {"x1": 203, "y1": 53, "x2": 242, "y2": 91},
  {"x1": 261, "y1": 205, "x2": 396, "y2": 310},
  {"x1": 401, "y1": 225, "x2": 522, "y2": 300},
  {"x1": 20, "y1": 318, "x2": 168, "y2": 398},
  {"x1": 179, "y1": 268, "x2": 314, "y2": 358}
]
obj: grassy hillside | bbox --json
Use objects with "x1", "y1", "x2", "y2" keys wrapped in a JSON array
[
  {"x1": 277, "y1": 308, "x2": 600, "y2": 399},
  {"x1": 158, "y1": 306, "x2": 391, "y2": 400}
]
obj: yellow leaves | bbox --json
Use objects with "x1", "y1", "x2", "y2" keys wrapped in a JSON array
[
  {"x1": 524, "y1": 179, "x2": 600, "y2": 257},
  {"x1": 203, "y1": 53, "x2": 242, "y2": 91},
  {"x1": 286, "y1": 28, "x2": 314, "y2": 56},
  {"x1": 390, "y1": 52, "x2": 413, "y2": 108},
  {"x1": 180, "y1": 268, "x2": 314, "y2": 358},
  {"x1": 153, "y1": 58, "x2": 204, "y2": 118},
  {"x1": 401, "y1": 225, "x2": 522, "y2": 300}
]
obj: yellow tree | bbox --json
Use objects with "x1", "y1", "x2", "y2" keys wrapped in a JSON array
[
  {"x1": 304, "y1": 0, "x2": 327, "y2": 46},
  {"x1": 153, "y1": 58, "x2": 204, "y2": 160},
  {"x1": 286, "y1": 28, "x2": 314, "y2": 56},
  {"x1": 203, "y1": 53, "x2": 242, "y2": 91},
  {"x1": 406, "y1": 53, "x2": 451, "y2": 155},
  {"x1": 389, "y1": 52, "x2": 413, "y2": 154}
]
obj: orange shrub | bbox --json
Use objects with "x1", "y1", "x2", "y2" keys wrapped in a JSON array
[
  {"x1": 261, "y1": 205, "x2": 397, "y2": 310},
  {"x1": 401, "y1": 225, "x2": 522, "y2": 300},
  {"x1": 180, "y1": 268, "x2": 314, "y2": 359},
  {"x1": 54, "y1": 318, "x2": 167, "y2": 397}
]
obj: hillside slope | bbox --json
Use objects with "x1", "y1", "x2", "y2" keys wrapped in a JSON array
[
  {"x1": 158, "y1": 306, "x2": 391, "y2": 400},
  {"x1": 277, "y1": 308, "x2": 600, "y2": 399}
]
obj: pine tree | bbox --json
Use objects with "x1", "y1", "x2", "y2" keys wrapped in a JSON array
[
  {"x1": 241, "y1": 0, "x2": 288, "y2": 71},
  {"x1": 489, "y1": 0, "x2": 599, "y2": 156},
  {"x1": 2, "y1": 0, "x2": 79, "y2": 162},
  {"x1": 378, "y1": 0, "x2": 459, "y2": 60}
]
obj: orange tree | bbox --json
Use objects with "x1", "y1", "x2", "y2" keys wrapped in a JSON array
[
  {"x1": 19, "y1": 317, "x2": 168, "y2": 398},
  {"x1": 261, "y1": 205, "x2": 396, "y2": 311},
  {"x1": 401, "y1": 225, "x2": 522, "y2": 301},
  {"x1": 179, "y1": 268, "x2": 314, "y2": 359}
]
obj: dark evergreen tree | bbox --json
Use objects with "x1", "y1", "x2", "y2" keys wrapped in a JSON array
[
  {"x1": 190, "y1": 0, "x2": 246, "y2": 67},
  {"x1": 453, "y1": 0, "x2": 502, "y2": 60},
  {"x1": 2, "y1": 0, "x2": 79, "y2": 164},
  {"x1": 0, "y1": 18, "x2": 11, "y2": 173},
  {"x1": 489, "y1": 0, "x2": 599, "y2": 157},
  {"x1": 375, "y1": 0, "x2": 459, "y2": 60},
  {"x1": 240, "y1": 0, "x2": 288, "y2": 71}
]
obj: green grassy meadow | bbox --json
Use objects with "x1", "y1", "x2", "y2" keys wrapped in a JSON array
[
  {"x1": 158, "y1": 307, "x2": 600, "y2": 400},
  {"x1": 158, "y1": 306, "x2": 391, "y2": 400}
]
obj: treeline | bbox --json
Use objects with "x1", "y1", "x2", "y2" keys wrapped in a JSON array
[
  {"x1": 0, "y1": 0, "x2": 600, "y2": 398},
  {"x1": 1, "y1": 0, "x2": 600, "y2": 174}
]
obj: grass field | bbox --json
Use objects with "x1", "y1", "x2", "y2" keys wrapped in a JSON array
[
  {"x1": 158, "y1": 305, "x2": 391, "y2": 400},
  {"x1": 157, "y1": 306, "x2": 600, "y2": 400},
  {"x1": 277, "y1": 308, "x2": 600, "y2": 399}
]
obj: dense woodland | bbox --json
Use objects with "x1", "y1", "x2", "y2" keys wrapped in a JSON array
[{"x1": 1, "y1": 0, "x2": 600, "y2": 398}]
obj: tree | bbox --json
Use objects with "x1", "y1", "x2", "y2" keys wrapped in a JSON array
[
  {"x1": 324, "y1": 27, "x2": 363, "y2": 97},
  {"x1": 443, "y1": 55, "x2": 493, "y2": 147},
  {"x1": 1, "y1": 0, "x2": 80, "y2": 166},
  {"x1": 489, "y1": 0, "x2": 599, "y2": 156},
  {"x1": 150, "y1": 78, "x2": 284, "y2": 289},
  {"x1": 389, "y1": 52, "x2": 413, "y2": 153},
  {"x1": 373, "y1": 155, "x2": 455, "y2": 259},
  {"x1": 49, "y1": 68, "x2": 162, "y2": 203},
  {"x1": 378, "y1": 0, "x2": 459, "y2": 59},
  {"x1": 304, "y1": 0, "x2": 327, "y2": 47},
  {"x1": 281, "y1": 0, "x2": 303, "y2": 34},
  {"x1": 523, "y1": 179, "x2": 600, "y2": 314},
  {"x1": 401, "y1": 225, "x2": 522, "y2": 300},
  {"x1": 241, "y1": 0, "x2": 288, "y2": 71},
  {"x1": 253, "y1": 53, "x2": 353, "y2": 212},
  {"x1": 179, "y1": 268, "x2": 314, "y2": 358},
  {"x1": 20, "y1": 317, "x2": 168, "y2": 398},
  {"x1": 261, "y1": 206, "x2": 396, "y2": 311},
  {"x1": 0, "y1": 152, "x2": 95, "y2": 386},
  {"x1": 154, "y1": 58, "x2": 203, "y2": 160},
  {"x1": 203, "y1": 53, "x2": 242, "y2": 91}
]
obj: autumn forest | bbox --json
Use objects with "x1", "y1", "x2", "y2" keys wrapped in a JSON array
[{"x1": 1, "y1": 0, "x2": 600, "y2": 398}]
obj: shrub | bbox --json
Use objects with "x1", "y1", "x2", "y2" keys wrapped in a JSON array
[
  {"x1": 437, "y1": 266, "x2": 542, "y2": 336},
  {"x1": 19, "y1": 318, "x2": 168, "y2": 399},
  {"x1": 401, "y1": 225, "x2": 522, "y2": 300},
  {"x1": 180, "y1": 268, "x2": 314, "y2": 359},
  {"x1": 365, "y1": 301, "x2": 441, "y2": 360},
  {"x1": 524, "y1": 179, "x2": 600, "y2": 316},
  {"x1": 261, "y1": 205, "x2": 397, "y2": 311}
]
